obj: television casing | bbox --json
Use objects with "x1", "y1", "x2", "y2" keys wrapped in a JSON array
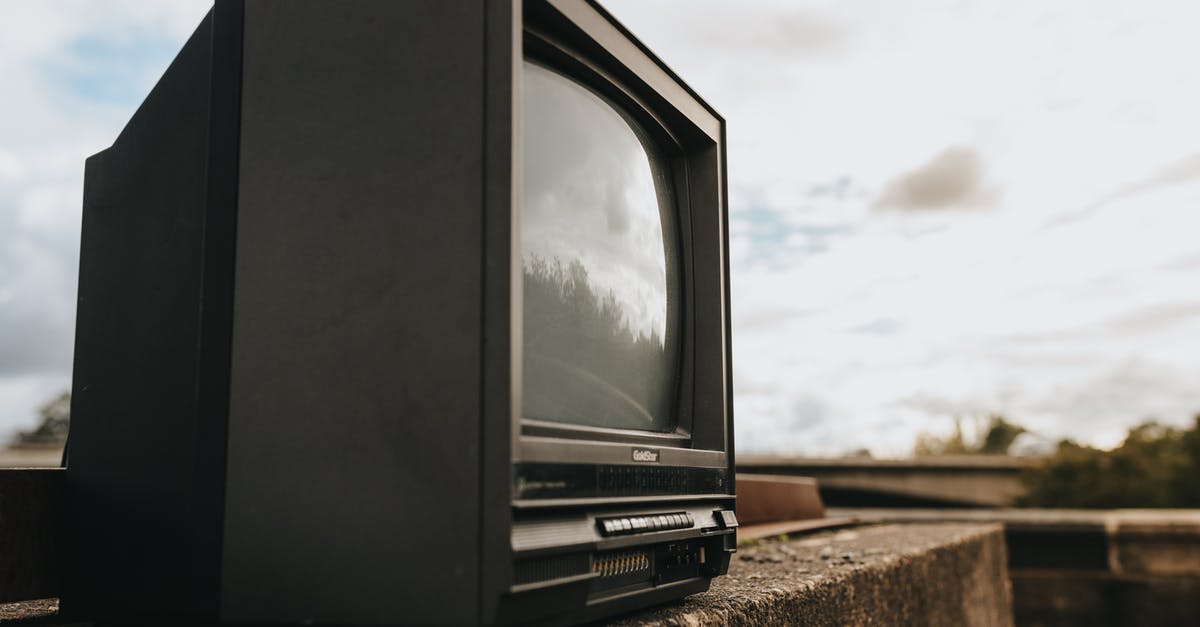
[{"x1": 64, "y1": 0, "x2": 734, "y2": 624}]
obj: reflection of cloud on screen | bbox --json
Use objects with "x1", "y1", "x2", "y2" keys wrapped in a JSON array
[{"x1": 521, "y1": 61, "x2": 672, "y2": 343}]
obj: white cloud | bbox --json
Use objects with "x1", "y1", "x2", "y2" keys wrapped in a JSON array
[{"x1": 874, "y1": 146, "x2": 999, "y2": 211}]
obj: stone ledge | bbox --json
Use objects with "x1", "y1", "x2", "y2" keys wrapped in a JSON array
[
  {"x1": 831, "y1": 508, "x2": 1200, "y2": 576},
  {"x1": 0, "y1": 524, "x2": 1011, "y2": 626},
  {"x1": 829, "y1": 508, "x2": 1200, "y2": 627},
  {"x1": 611, "y1": 523, "x2": 1012, "y2": 626}
]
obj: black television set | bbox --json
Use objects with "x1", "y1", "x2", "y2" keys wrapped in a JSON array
[{"x1": 64, "y1": 0, "x2": 734, "y2": 624}]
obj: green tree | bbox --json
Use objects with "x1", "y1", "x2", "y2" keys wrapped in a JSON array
[
  {"x1": 1168, "y1": 415, "x2": 1200, "y2": 507},
  {"x1": 16, "y1": 391, "x2": 71, "y2": 447},
  {"x1": 913, "y1": 415, "x2": 1026, "y2": 456},
  {"x1": 978, "y1": 416, "x2": 1027, "y2": 454},
  {"x1": 1017, "y1": 416, "x2": 1200, "y2": 508}
]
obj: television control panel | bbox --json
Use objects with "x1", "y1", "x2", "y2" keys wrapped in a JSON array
[{"x1": 506, "y1": 503, "x2": 737, "y2": 620}]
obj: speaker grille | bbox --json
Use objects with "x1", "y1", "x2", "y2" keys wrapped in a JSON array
[{"x1": 592, "y1": 550, "x2": 650, "y2": 578}]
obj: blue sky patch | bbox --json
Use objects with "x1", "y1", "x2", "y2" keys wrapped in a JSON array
[
  {"x1": 731, "y1": 205, "x2": 855, "y2": 268},
  {"x1": 44, "y1": 33, "x2": 180, "y2": 109}
]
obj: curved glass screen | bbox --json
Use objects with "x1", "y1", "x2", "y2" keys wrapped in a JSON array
[{"x1": 520, "y1": 61, "x2": 680, "y2": 433}]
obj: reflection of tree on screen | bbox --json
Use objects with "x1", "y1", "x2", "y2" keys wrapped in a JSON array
[{"x1": 523, "y1": 255, "x2": 676, "y2": 432}]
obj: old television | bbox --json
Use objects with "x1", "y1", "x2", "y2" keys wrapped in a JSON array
[{"x1": 64, "y1": 0, "x2": 734, "y2": 624}]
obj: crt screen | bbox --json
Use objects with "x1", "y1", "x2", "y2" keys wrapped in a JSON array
[{"x1": 520, "y1": 61, "x2": 680, "y2": 433}]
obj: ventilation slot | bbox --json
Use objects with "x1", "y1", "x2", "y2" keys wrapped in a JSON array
[{"x1": 513, "y1": 553, "x2": 591, "y2": 586}]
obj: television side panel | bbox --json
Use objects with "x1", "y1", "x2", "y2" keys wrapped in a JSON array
[
  {"x1": 221, "y1": 1, "x2": 486, "y2": 624},
  {"x1": 64, "y1": 12, "x2": 226, "y2": 619}
]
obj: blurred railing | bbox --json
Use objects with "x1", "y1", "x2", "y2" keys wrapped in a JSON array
[{"x1": 738, "y1": 455, "x2": 1030, "y2": 507}]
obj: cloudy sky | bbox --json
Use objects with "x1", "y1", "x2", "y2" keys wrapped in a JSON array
[
  {"x1": 0, "y1": 1, "x2": 213, "y2": 440},
  {"x1": 605, "y1": 0, "x2": 1200, "y2": 455},
  {"x1": 3, "y1": 1, "x2": 1199, "y2": 456}
]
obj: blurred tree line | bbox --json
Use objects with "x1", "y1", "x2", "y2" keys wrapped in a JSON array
[
  {"x1": 1017, "y1": 416, "x2": 1200, "y2": 508},
  {"x1": 913, "y1": 415, "x2": 1027, "y2": 456},
  {"x1": 913, "y1": 413, "x2": 1200, "y2": 508},
  {"x1": 14, "y1": 391, "x2": 70, "y2": 447}
]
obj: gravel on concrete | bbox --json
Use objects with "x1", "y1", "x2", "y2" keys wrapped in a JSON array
[
  {"x1": 605, "y1": 522, "x2": 1013, "y2": 627},
  {"x1": 0, "y1": 599, "x2": 57, "y2": 624}
]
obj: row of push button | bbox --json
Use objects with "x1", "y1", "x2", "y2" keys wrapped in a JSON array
[{"x1": 598, "y1": 512, "x2": 694, "y2": 536}]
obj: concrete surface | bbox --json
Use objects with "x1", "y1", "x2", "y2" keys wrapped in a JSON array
[
  {"x1": 607, "y1": 523, "x2": 1013, "y2": 626},
  {"x1": 0, "y1": 599, "x2": 56, "y2": 623},
  {"x1": 834, "y1": 508, "x2": 1200, "y2": 626},
  {"x1": 0, "y1": 448, "x2": 61, "y2": 469},
  {"x1": 1011, "y1": 571, "x2": 1200, "y2": 627},
  {"x1": 831, "y1": 508, "x2": 1200, "y2": 575}
]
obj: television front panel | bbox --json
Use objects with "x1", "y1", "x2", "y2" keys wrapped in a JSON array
[{"x1": 64, "y1": 1, "x2": 733, "y2": 624}]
